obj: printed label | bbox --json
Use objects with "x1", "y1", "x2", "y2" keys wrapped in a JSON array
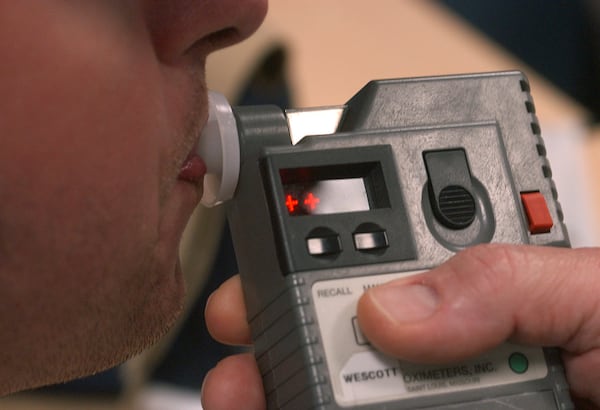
[{"x1": 312, "y1": 272, "x2": 548, "y2": 407}]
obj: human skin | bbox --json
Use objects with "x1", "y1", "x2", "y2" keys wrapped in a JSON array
[
  {"x1": 0, "y1": 0, "x2": 266, "y2": 395},
  {"x1": 203, "y1": 245, "x2": 600, "y2": 409}
]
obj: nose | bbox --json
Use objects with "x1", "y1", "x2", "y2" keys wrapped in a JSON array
[{"x1": 145, "y1": 0, "x2": 268, "y2": 63}]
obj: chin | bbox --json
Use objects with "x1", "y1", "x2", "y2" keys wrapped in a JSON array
[
  {"x1": 1, "y1": 227, "x2": 188, "y2": 396},
  {"x1": 54, "y1": 261, "x2": 186, "y2": 392},
  {"x1": 127, "y1": 259, "x2": 187, "y2": 351}
]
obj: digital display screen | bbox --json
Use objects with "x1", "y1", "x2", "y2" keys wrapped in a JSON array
[
  {"x1": 279, "y1": 163, "x2": 387, "y2": 216},
  {"x1": 283, "y1": 178, "x2": 370, "y2": 216}
]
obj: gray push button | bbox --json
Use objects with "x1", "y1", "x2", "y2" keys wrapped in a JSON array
[
  {"x1": 353, "y1": 231, "x2": 388, "y2": 251},
  {"x1": 306, "y1": 235, "x2": 342, "y2": 256},
  {"x1": 352, "y1": 317, "x2": 369, "y2": 345}
]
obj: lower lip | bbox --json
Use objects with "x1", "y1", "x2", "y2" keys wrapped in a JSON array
[{"x1": 178, "y1": 153, "x2": 207, "y2": 184}]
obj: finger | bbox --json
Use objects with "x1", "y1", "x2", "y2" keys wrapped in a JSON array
[
  {"x1": 201, "y1": 353, "x2": 265, "y2": 410},
  {"x1": 357, "y1": 244, "x2": 600, "y2": 363},
  {"x1": 205, "y1": 274, "x2": 252, "y2": 345},
  {"x1": 563, "y1": 349, "x2": 600, "y2": 404},
  {"x1": 571, "y1": 396, "x2": 600, "y2": 410}
]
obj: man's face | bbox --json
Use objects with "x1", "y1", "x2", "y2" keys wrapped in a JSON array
[{"x1": 0, "y1": 0, "x2": 266, "y2": 394}]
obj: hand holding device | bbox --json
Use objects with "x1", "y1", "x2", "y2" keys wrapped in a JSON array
[{"x1": 199, "y1": 72, "x2": 575, "y2": 409}]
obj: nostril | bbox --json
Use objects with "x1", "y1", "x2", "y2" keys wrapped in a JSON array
[
  {"x1": 194, "y1": 27, "x2": 240, "y2": 54},
  {"x1": 147, "y1": 0, "x2": 267, "y2": 64}
]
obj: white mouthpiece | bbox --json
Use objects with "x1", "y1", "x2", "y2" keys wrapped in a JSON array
[{"x1": 198, "y1": 91, "x2": 240, "y2": 207}]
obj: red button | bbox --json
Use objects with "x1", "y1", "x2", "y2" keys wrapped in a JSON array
[{"x1": 521, "y1": 192, "x2": 553, "y2": 234}]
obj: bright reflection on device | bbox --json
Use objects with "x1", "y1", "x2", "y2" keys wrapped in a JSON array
[{"x1": 283, "y1": 178, "x2": 370, "y2": 216}]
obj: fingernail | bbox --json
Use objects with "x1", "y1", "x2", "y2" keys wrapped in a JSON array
[{"x1": 369, "y1": 283, "x2": 439, "y2": 324}]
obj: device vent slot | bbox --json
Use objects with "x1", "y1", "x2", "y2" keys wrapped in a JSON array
[
  {"x1": 550, "y1": 182, "x2": 559, "y2": 201},
  {"x1": 520, "y1": 75, "x2": 565, "y2": 224},
  {"x1": 536, "y1": 143, "x2": 546, "y2": 156},
  {"x1": 525, "y1": 100, "x2": 536, "y2": 114}
]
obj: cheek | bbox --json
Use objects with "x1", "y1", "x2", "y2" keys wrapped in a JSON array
[
  {"x1": 6, "y1": 61, "x2": 155, "y2": 251},
  {"x1": 0, "y1": 8, "x2": 178, "y2": 311},
  {"x1": 0, "y1": 3, "x2": 192, "y2": 386}
]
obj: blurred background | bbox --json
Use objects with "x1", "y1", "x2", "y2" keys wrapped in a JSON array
[{"x1": 3, "y1": 1, "x2": 599, "y2": 409}]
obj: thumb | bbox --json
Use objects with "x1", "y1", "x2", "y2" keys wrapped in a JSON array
[{"x1": 357, "y1": 244, "x2": 600, "y2": 401}]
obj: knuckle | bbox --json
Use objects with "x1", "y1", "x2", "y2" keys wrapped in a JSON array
[{"x1": 443, "y1": 244, "x2": 522, "y2": 298}]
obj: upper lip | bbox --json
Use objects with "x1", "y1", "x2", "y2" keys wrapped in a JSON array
[
  {"x1": 176, "y1": 73, "x2": 209, "y2": 174},
  {"x1": 177, "y1": 109, "x2": 206, "y2": 185}
]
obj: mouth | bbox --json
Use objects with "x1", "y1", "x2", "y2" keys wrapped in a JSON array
[{"x1": 177, "y1": 146, "x2": 207, "y2": 186}]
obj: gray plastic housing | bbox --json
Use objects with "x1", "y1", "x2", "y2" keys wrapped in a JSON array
[{"x1": 225, "y1": 72, "x2": 573, "y2": 409}]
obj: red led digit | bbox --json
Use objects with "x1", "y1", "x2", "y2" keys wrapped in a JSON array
[
  {"x1": 303, "y1": 192, "x2": 320, "y2": 211},
  {"x1": 285, "y1": 194, "x2": 299, "y2": 213}
]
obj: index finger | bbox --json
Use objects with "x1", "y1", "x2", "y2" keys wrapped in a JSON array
[{"x1": 205, "y1": 274, "x2": 252, "y2": 346}]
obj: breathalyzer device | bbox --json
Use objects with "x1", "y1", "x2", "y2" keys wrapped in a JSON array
[{"x1": 198, "y1": 71, "x2": 573, "y2": 409}]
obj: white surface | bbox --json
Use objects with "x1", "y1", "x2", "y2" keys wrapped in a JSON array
[
  {"x1": 136, "y1": 384, "x2": 203, "y2": 410},
  {"x1": 543, "y1": 122, "x2": 599, "y2": 247},
  {"x1": 198, "y1": 91, "x2": 240, "y2": 207}
]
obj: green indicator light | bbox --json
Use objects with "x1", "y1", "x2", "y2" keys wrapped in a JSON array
[{"x1": 509, "y1": 352, "x2": 529, "y2": 374}]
